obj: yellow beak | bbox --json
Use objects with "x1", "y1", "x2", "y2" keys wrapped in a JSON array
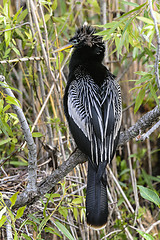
[{"x1": 54, "y1": 43, "x2": 73, "y2": 53}]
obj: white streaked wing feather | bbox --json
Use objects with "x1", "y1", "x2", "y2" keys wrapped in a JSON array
[
  {"x1": 68, "y1": 66, "x2": 122, "y2": 165},
  {"x1": 102, "y1": 78, "x2": 122, "y2": 163}
]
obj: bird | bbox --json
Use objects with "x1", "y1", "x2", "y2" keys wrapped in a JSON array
[{"x1": 55, "y1": 24, "x2": 122, "y2": 229}]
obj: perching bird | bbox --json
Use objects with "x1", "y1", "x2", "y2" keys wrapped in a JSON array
[{"x1": 55, "y1": 24, "x2": 122, "y2": 229}]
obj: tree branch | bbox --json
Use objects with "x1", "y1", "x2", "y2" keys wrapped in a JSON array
[
  {"x1": 0, "y1": 75, "x2": 37, "y2": 194},
  {"x1": 11, "y1": 103, "x2": 160, "y2": 208},
  {"x1": 1, "y1": 75, "x2": 160, "y2": 209},
  {"x1": 118, "y1": 105, "x2": 160, "y2": 145},
  {"x1": 12, "y1": 149, "x2": 87, "y2": 209}
]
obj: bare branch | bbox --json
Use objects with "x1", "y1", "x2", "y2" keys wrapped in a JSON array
[
  {"x1": 11, "y1": 149, "x2": 87, "y2": 209},
  {"x1": 136, "y1": 119, "x2": 160, "y2": 141},
  {"x1": 0, "y1": 75, "x2": 37, "y2": 194},
  {"x1": 0, "y1": 56, "x2": 48, "y2": 64},
  {"x1": 146, "y1": 220, "x2": 160, "y2": 233},
  {"x1": 119, "y1": 105, "x2": 160, "y2": 146},
  {"x1": 1, "y1": 78, "x2": 160, "y2": 210},
  {"x1": 3, "y1": 101, "x2": 160, "y2": 209}
]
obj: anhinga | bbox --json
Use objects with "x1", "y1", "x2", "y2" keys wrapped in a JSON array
[{"x1": 55, "y1": 24, "x2": 122, "y2": 229}]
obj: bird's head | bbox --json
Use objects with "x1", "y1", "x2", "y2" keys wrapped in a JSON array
[{"x1": 54, "y1": 24, "x2": 105, "y2": 55}]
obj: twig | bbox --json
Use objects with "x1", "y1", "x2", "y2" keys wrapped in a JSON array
[
  {"x1": 0, "y1": 22, "x2": 30, "y2": 33},
  {"x1": 123, "y1": 102, "x2": 135, "y2": 112},
  {"x1": 29, "y1": 0, "x2": 48, "y2": 67},
  {"x1": 0, "y1": 56, "x2": 50, "y2": 64},
  {"x1": 107, "y1": 165, "x2": 135, "y2": 214},
  {"x1": 149, "y1": 0, "x2": 160, "y2": 89},
  {"x1": 116, "y1": 60, "x2": 133, "y2": 82},
  {"x1": 127, "y1": 142, "x2": 139, "y2": 226},
  {"x1": 107, "y1": 188, "x2": 134, "y2": 240},
  {"x1": 102, "y1": 230, "x2": 121, "y2": 239},
  {"x1": 136, "y1": 119, "x2": 160, "y2": 141},
  {"x1": 146, "y1": 220, "x2": 160, "y2": 233},
  {"x1": 100, "y1": 0, "x2": 109, "y2": 64},
  {"x1": 0, "y1": 143, "x2": 24, "y2": 167},
  {"x1": 108, "y1": 166, "x2": 145, "y2": 231},
  {"x1": 6, "y1": 213, "x2": 13, "y2": 240},
  {"x1": 146, "y1": 138, "x2": 152, "y2": 176},
  {"x1": 119, "y1": 105, "x2": 160, "y2": 146},
  {"x1": 0, "y1": 75, "x2": 37, "y2": 194}
]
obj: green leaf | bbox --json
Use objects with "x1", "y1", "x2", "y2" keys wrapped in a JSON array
[
  {"x1": 135, "y1": 74, "x2": 152, "y2": 85},
  {"x1": 136, "y1": 229, "x2": 154, "y2": 240},
  {"x1": 0, "y1": 137, "x2": 11, "y2": 146},
  {"x1": 120, "y1": 2, "x2": 146, "y2": 18},
  {"x1": 122, "y1": 16, "x2": 135, "y2": 36},
  {"x1": 0, "y1": 117, "x2": 13, "y2": 137},
  {"x1": 73, "y1": 207, "x2": 78, "y2": 221},
  {"x1": 72, "y1": 197, "x2": 83, "y2": 204},
  {"x1": 142, "y1": 169, "x2": 153, "y2": 190},
  {"x1": 15, "y1": 206, "x2": 26, "y2": 219},
  {"x1": 54, "y1": 221, "x2": 75, "y2": 240},
  {"x1": 12, "y1": 47, "x2": 20, "y2": 56},
  {"x1": 21, "y1": 233, "x2": 32, "y2": 240},
  {"x1": 16, "y1": 9, "x2": 28, "y2": 23},
  {"x1": 5, "y1": 24, "x2": 11, "y2": 47},
  {"x1": 10, "y1": 192, "x2": 19, "y2": 208},
  {"x1": 0, "y1": 206, "x2": 6, "y2": 219},
  {"x1": 13, "y1": 7, "x2": 23, "y2": 22},
  {"x1": 44, "y1": 226, "x2": 62, "y2": 238},
  {"x1": 38, "y1": 215, "x2": 50, "y2": 232},
  {"x1": 136, "y1": 16, "x2": 153, "y2": 25},
  {"x1": 6, "y1": 95, "x2": 20, "y2": 108},
  {"x1": 51, "y1": 0, "x2": 57, "y2": 11},
  {"x1": 32, "y1": 132, "x2": 44, "y2": 138},
  {"x1": 135, "y1": 71, "x2": 148, "y2": 76},
  {"x1": 149, "y1": 83, "x2": 159, "y2": 106},
  {"x1": 58, "y1": 206, "x2": 68, "y2": 219},
  {"x1": 80, "y1": 207, "x2": 85, "y2": 222},
  {"x1": 0, "y1": 99, "x2": 4, "y2": 113},
  {"x1": 13, "y1": 231, "x2": 18, "y2": 240},
  {"x1": 7, "y1": 161, "x2": 28, "y2": 167},
  {"x1": 15, "y1": 28, "x2": 24, "y2": 40},
  {"x1": 122, "y1": 1, "x2": 139, "y2": 7},
  {"x1": 133, "y1": 47, "x2": 139, "y2": 60},
  {"x1": 24, "y1": 220, "x2": 37, "y2": 231},
  {"x1": 138, "y1": 186, "x2": 160, "y2": 207},
  {"x1": 0, "y1": 82, "x2": 22, "y2": 94},
  {"x1": 0, "y1": 215, "x2": 7, "y2": 227},
  {"x1": 134, "y1": 88, "x2": 145, "y2": 113},
  {"x1": 3, "y1": 0, "x2": 10, "y2": 17}
]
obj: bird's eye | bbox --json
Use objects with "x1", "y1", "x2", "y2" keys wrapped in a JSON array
[{"x1": 71, "y1": 39, "x2": 78, "y2": 45}]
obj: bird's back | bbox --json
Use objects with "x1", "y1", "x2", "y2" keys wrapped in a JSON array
[{"x1": 64, "y1": 64, "x2": 121, "y2": 168}]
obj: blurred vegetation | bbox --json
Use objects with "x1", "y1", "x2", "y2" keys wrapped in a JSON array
[{"x1": 0, "y1": 0, "x2": 160, "y2": 239}]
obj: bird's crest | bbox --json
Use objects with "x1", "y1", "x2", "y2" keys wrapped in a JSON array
[{"x1": 70, "y1": 25, "x2": 104, "y2": 48}]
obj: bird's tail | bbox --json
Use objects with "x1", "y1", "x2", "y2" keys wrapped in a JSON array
[{"x1": 86, "y1": 160, "x2": 108, "y2": 229}]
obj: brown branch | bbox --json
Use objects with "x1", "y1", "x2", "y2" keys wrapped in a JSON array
[
  {"x1": 8, "y1": 104, "x2": 160, "y2": 209},
  {"x1": 1, "y1": 75, "x2": 159, "y2": 209},
  {"x1": 119, "y1": 105, "x2": 160, "y2": 145},
  {"x1": 11, "y1": 149, "x2": 87, "y2": 209}
]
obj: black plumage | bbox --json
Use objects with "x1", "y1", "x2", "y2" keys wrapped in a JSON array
[{"x1": 56, "y1": 25, "x2": 122, "y2": 229}]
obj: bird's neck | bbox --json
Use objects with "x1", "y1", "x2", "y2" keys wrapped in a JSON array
[{"x1": 69, "y1": 47, "x2": 107, "y2": 85}]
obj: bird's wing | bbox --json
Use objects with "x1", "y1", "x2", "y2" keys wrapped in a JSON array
[
  {"x1": 67, "y1": 73, "x2": 104, "y2": 166},
  {"x1": 101, "y1": 78, "x2": 122, "y2": 163},
  {"x1": 67, "y1": 71, "x2": 122, "y2": 166}
]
